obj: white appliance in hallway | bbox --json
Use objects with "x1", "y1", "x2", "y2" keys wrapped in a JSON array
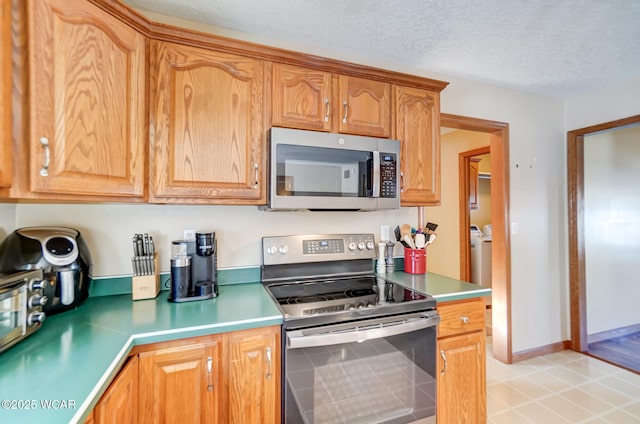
[{"x1": 470, "y1": 225, "x2": 492, "y2": 305}]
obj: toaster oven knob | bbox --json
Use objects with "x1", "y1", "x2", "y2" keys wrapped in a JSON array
[
  {"x1": 28, "y1": 312, "x2": 46, "y2": 326},
  {"x1": 29, "y1": 279, "x2": 47, "y2": 291},
  {"x1": 28, "y1": 295, "x2": 48, "y2": 308}
]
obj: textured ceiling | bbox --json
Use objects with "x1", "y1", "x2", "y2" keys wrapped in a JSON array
[{"x1": 123, "y1": 0, "x2": 640, "y2": 98}]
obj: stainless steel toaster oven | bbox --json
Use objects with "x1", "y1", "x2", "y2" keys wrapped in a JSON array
[{"x1": 0, "y1": 269, "x2": 47, "y2": 354}]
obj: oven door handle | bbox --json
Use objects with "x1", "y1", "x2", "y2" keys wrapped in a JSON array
[{"x1": 287, "y1": 313, "x2": 440, "y2": 349}]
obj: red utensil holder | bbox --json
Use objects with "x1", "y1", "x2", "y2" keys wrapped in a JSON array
[{"x1": 404, "y1": 248, "x2": 426, "y2": 274}]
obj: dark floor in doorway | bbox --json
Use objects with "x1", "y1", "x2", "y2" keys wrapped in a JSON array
[{"x1": 588, "y1": 331, "x2": 640, "y2": 374}]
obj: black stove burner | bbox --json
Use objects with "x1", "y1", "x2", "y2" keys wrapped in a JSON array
[{"x1": 268, "y1": 277, "x2": 378, "y2": 306}]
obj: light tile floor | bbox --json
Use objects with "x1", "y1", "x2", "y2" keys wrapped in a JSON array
[{"x1": 487, "y1": 337, "x2": 640, "y2": 423}]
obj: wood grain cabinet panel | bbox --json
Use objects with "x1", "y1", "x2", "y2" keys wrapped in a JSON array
[
  {"x1": 469, "y1": 158, "x2": 480, "y2": 209},
  {"x1": 394, "y1": 85, "x2": 441, "y2": 205},
  {"x1": 437, "y1": 298, "x2": 487, "y2": 424},
  {"x1": 150, "y1": 40, "x2": 265, "y2": 203},
  {"x1": 0, "y1": 1, "x2": 11, "y2": 190},
  {"x1": 271, "y1": 63, "x2": 391, "y2": 137},
  {"x1": 138, "y1": 338, "x2": 222, "y2": 423},
  {"x1": 225, "y1": 326, "x2": 280, "y2": 424},
  {"x1": 272, "y1": 63, "x2": 332, "y2": 131},
  {"x1": 338, "y1": 75, "x2": 391, "y2": 137},
  {"x1": 27, "y1": 0, "x2": 146, "y2": 198},
  {"x1": 94, "y1": 356, "x2": 139, "y2": 424}
]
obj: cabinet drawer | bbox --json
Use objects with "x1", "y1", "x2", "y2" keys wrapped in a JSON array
[{"x1": 437, "y1": 298, "x2": 485, "y2": 338}]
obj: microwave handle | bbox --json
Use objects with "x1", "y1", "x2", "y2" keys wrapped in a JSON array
[{"x1": 372, "y1": 151, "x2": 381, "y2": 197}]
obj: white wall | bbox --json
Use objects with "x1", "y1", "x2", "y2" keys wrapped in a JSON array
[
  {"x1": 0, "y1": 204, "x2": 16, "y2": 240},
  {"x1": 584, "y1": 126, "x2": 640, "y2": 334}
]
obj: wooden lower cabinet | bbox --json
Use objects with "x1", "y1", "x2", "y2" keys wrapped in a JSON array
[
  {"x1": 437, "y1": 298, "x2": 487, "y2": 424},
  {"x1": 225, "y1": 326, "x2": 280, "y2": 424},
  {"x1": 138, "y1": 338, "x2": 222, "y2": 423},
  {"x1": 93, "y1": 356, "x2": 139, "y2": 424},
  {"x1": 89, "y1": 326, "x2": 280, "y2": 424}
]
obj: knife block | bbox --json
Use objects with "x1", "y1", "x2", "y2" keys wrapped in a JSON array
[{"x1": 132, "y1": 255, "x2": 160, "y2": 300}]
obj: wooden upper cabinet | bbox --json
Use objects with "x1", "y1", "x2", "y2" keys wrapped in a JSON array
[
  {"x1": 138, "y1": 338, "x2": 222, "y2": 424},
  {"x1": 27, "y1": 0, "x2": 146, "y2": 198},
  {"x1": 150, "y1": 40, "x2": 265, "y2": 203},
  {"x1": 225, "y1": 326, "x2": 280, "y2": 424},
  {"x1": 94, "y1": 356, "x2": 139, "y2": 424},
  {"x1": 271, "y1": 63, "x2": 391, "y2": 137},
  {"x1": 1, "y1": 1, "x2": 11, "y2": 190},
  {"x1": 394, "y1": 85, "x2": 441, "y2": 205},
  {"x1": 338, "y1": 75, "x2": 391, "y2": 137},
  {"x1": 271, "y1": 63, "x2": 331, "y2": 131}
]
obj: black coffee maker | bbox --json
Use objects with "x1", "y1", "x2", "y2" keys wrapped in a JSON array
[
  {"x1": 169, "y1": 231, "x2": 218, "y2": 302},
  {"x1": 0, "y1": 226, "x2": 91, "y2": 315}
]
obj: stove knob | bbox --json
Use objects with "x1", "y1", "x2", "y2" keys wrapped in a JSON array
[
  {"x1": 266, "y1": 245, "x2": 277, "y2": 255},
  {"x1": 366, "y1": 303, "x2": 374, "y2": 308},
  {"x1": 357, "y1": 242, "x2": 365, "y2": 250},
  {"x1": 29, "y1": 279, "x2": 47, "y2": 291},
  {"x1": 348, "y1": 304, "x2": 356, "y2": 310},
  {"x1": 366, "y1": 241, "x2": 375, "y2": 250},
  {"x1": 28, "y1": 311, "x2": 46, "y2": 326},
  {"x1": 28, "y1": 295, "x2": 48, "y2": 308},
  {"x1": 348, "y1": 242, "x2": 357, "y2": 251},
  {"x1": 357, "y1": 303, "x2": 365, "y2": 309},
  {"x1": 278, "y1": 245, "x2": 289, "y2": 254}
]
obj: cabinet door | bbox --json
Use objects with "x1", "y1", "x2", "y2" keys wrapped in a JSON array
[
  {"x1": 94, "y1": 356, "x2": 139, "y2": 424},
  {"x1": 338, "y1": 75, "x2": 390, "y2": 137},
  {"x1": 225, "y1": 326, "x2": 280, "y2": 424},
  {"x1": 394, "y1": 85, "x2": 441, "y2": 205},
  {"x1": 28, "y1": 0, "x2": 146, "y2": 198},
  {"x1": 0, "y1": 1, "x2": 11, "y2": 189},
  {"x1": 437, "y1": 332, "x2": 486, "y2": 424},
  {"x1": 150, "y1": 41, "x2": 265, "y2": 203},
  {"x1": 138, "y1": 339, "x2": 222, "y2": 424},
  {"x1": 272, "y1": 63, "x2": 332, "y2": 131}
]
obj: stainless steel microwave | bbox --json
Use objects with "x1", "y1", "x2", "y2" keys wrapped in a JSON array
[{"x1": 263, "y1": 127, "x2": 400, "y2": 211}]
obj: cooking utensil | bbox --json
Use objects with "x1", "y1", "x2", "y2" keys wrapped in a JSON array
[
  {"x1": 414, "y1": 233, "x2": 426, "y2": 249},
  {"x1": 426, "y1": 233, "x2": 437, "y2": 246},
  {"x1": 425, "y1": 222, "x2": 438, "y2": 233},
  {"x1": 403, "y1": 234, "x2": 416, "y2": 249}
]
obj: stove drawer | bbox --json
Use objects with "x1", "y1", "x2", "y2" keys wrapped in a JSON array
[{"x1": 437, "y1": 297, "x2": 485, "y2": 338}]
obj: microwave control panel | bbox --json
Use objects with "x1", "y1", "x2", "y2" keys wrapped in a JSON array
[{"x1": 380, "y1": 153, "x2": 397, "y2": 198}]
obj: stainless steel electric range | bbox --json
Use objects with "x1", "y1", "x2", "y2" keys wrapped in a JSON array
[{"x1": 261, "y1": 234, "x2": 439, "y2": 424}]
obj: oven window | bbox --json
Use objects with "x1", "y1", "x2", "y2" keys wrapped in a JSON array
[
  {"x1": 0, "y1": 285, "x2": 27, "y2": 346},
  {"x1": 276, "y1": 144, "x2": 373, "y2": 197},
  {"x1": 285, "y1": 325, "x2": 436, "y2": 423}
]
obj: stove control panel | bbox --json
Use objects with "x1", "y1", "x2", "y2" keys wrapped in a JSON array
[{"x1": 262, "y1": 234, "x2": 376, "y2": 265}]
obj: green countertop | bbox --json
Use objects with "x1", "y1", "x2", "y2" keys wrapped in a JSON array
[
  {"x1": 384, "y1": 271, "x2": 492, "y2": 302},
  {"x1": 0, "y1": 283, "x2": 282, "y2": 424},
  {"x1": 0, "y1": 270, "x2": 488, "y2": 423}
]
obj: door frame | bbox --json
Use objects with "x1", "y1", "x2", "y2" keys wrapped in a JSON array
[
  {"x1": 441, "y1": 113, "x2": 512, "y2": 364},
  {"x1": 567, "y1": 114, "x2": 640, "y2": 352},
  {"x1": 459, "y1": 146, "x2": 491, "y2": 282}
]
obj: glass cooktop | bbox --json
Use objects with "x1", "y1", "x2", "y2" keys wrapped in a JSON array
[{"x1": 265, "y1": 276, "x2": 433, "y2": 326}]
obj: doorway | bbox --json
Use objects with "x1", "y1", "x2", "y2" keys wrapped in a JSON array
[
  {"x1": 441, "y1": 114, "x2": 512, "y2": 364},
  {"x1": 568, "y1": 114, "x2": 640, "y2": 373}
]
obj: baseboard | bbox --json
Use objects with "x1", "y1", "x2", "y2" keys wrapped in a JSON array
[
  {"x1": 512, "y1": 340, "x2": 572, "y2": 363},
  {"x1": 588, "y1": 323, "x2": 640, "y2": 344}
]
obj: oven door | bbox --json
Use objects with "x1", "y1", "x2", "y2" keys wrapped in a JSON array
[
  {"x1": 0, "y1": 282, "x2": 27, "y2": 352},
  {"x1": 283, "y1": 312, "x2": 439, "y2": 424}
]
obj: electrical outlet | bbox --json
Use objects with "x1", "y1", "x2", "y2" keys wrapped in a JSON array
[{"x1": 183, "y1": 229, "x2": 196, "y2": 240}]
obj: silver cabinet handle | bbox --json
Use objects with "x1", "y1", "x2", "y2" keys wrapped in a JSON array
[
  {"x1": 265, "y1": 347, "x2": 272, "y2": 380},
  {"x1": 342, "y1": 101, "x2": 348, "y2": 123},
  {"x1": 324, "y1": 98, "x2": 330, "y2": 122},
  {"x1": 461, "y1": 316, "x2": 470, "y2": 324},
  {"x1": 206, "y1": 355, "x2": 214, "y2": 392},
  {"x1": 39, "y1": 137, "x2": 50, "y2": 177},
  {"x1": 440, "y1": 350, "x2": 447, "y2": 375},
  {"x1": 400, "y1": 172, "x2": 405, "y2": 192},
  {"x1": 253, "y1": 163, "x2": 259, "y2": 188}
]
